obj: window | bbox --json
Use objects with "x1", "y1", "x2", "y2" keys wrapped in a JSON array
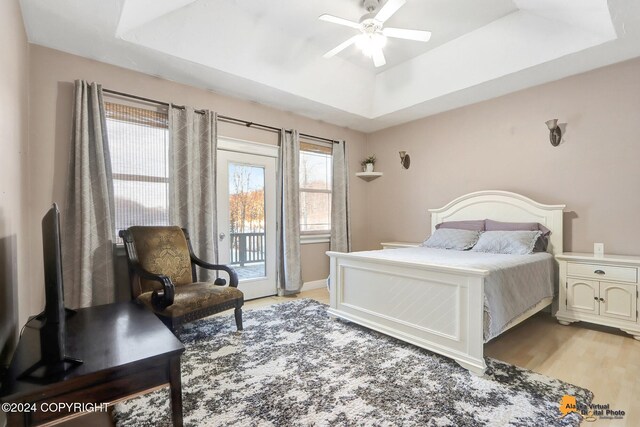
[
  {"x1": 104, "y1": 101, "x2": 170, "y2": 241},
  {"x1": 299, "y1": 141, "x2": 332, "y2": 237}
]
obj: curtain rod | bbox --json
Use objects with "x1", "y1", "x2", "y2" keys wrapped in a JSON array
[{"x1": 102, "y1": 88, "x2": 340, "y2": 144}]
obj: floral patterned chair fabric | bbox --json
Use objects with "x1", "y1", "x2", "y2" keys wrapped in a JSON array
[{"x1": 119, "y1": 226, "x2": 243, "y2": 331}]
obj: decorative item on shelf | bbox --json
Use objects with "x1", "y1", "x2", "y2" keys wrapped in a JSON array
[
  {"x1": 545, "y1": 119, "x2": 562, "y2": 146},
  {"x1": 399, "y1": 151, "x2": 410, "y2": 169},
  {"x1": 361, "y1": 155, "x2": 377, "y2": 172}
]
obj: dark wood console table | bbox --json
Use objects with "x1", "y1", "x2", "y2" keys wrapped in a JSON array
[{"x1": 0, "y1": 302, "x2": 185, "y2": 426}]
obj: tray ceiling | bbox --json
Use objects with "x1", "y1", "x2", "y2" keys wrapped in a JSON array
[{"x1": 20, "y1": 0, "x2": 640, "y2": 132}]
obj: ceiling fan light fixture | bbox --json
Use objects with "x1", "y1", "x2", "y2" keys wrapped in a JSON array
[
  {"x1": 356, "y1": 33, "x2": 387, "y2": 57},
  {"x1": 319, "y1": 0, "x2": 428, "y2": 67}
]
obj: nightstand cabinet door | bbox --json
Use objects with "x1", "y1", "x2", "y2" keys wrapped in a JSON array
[
  {"x1": 567, "y1": 278, "x2": 599, "y2": 314},
  {"x1": 599, "y1": 282, "x2": 637, "y2": 322}
]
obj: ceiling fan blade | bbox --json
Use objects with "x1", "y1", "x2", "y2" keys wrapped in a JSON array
[
  {"x1": 372, "y1": 47, "x2": 386, "y2": 67},
  {"x1": 375, "y1": 0, "x2": 406, "y2": 23},
  {"x1": 323, "y1": 35, "x2": 360, "y2": 58},
  {"x1": 382, "y1": 27, "x2": 431, "y2": 42},
  {"x1": 319, "y1": 14, "x2": 361, "y2": 29}
]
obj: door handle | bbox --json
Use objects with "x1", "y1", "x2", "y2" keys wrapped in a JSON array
[
  {"x1": 219, "y1": 232, "x2": 226, "y2": 241},
  {"x1": 594, "y1": 269, "x2": 605, "y2": 275}
]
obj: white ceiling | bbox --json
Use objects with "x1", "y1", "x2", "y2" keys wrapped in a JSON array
[{"x1": 19, "y1": 0, "x2": 640, "y2": 132}]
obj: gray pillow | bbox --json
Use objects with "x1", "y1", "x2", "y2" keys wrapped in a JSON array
[
  {"x1": 485, "y1": 219, "x2": 550, "y2": 235},
  {"x1": 435, "y1": 220, "x2": 485, "y2": 231},
  {"x1": 485, "y1": 219, "x2": 550, "y2": 251},
  {"x1": 471, "y1": 230, "x2": 542, "y2": 255},
  {"x1": 422, "y1": 229, "x2": 482, "y2": 250}
]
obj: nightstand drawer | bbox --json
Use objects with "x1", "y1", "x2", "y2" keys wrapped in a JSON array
[{"x1": 567, "y1": 262, "x2": 638, "y2": 283}]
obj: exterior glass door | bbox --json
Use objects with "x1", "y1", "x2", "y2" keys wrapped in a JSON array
[{"x1": 217, "y1": 149, "x2": 276, "y2": 300}]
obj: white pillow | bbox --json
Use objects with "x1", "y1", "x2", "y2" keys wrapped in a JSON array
[
  {"x1": 471, "y1": 230, "x2": 542, "y2": 255},
  {"x1": 421, "y1": 228, "x2": 482, "y2": 250}
]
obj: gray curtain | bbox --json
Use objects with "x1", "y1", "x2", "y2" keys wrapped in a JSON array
[
  {"x1": 331, "y1": 140, "x2": 351, "y2": 252},
  {"x1": 62, "y1": 80, "x2": 116, "y2": 308},
  {"x1": 277, "y1": 129, "x2": 302, "y2": 295},
  {"x1": 169, "y1": 106, "x2": 217, "y2": 281}
]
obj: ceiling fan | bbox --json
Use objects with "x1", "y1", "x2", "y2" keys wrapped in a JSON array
[{"x1": 319, "y1": 0, "x2": 431, "y2": 67}]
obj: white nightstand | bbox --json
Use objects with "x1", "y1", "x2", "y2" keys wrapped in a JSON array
[
  {"x1": 556, "y1": 252, "x2": 640, "y2": 340},
  {"x1": 380, "y1": 242, "x2": 421, "y2": 249}
]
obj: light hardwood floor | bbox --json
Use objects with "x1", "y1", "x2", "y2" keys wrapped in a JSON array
[
  {"x1": 65, "y1": 288, "x2": 638, "y2": 426},
  {"x1": 484, "y1": 308, "x2": 640, "y2": 427}
]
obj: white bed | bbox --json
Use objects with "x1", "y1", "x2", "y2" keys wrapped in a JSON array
[{"x1": 326, "y1": 190, "x2": 565, "y2": 375}]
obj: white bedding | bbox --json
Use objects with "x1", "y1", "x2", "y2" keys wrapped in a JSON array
[{"x1": 350, "y1": 247, "x2": 555, "y2": 342}]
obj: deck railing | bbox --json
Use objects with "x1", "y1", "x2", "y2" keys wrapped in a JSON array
[{"x1": 230, "y1": 232, "x2": 266, "y2": 266}]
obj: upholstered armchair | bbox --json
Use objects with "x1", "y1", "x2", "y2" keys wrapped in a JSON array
[{"x1": 119, "y1": 226, "x2": 243, "y2": 332}]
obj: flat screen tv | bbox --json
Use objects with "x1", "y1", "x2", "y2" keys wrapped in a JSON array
[
  {"x1": 18, "y1": 203, "x2": 82, "y2": 380},
  {"x1": 41, "y1": 203, "x2": 67, "y2": 328}
]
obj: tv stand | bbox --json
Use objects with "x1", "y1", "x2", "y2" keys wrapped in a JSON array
[
  {"x1": 16, "y1": 355, "x2": 83, "y2": 382},
  {"x1": 1, "y1": 302, "x2": 185, "y2": 426},
  {"x1": 18, "y1": 307, "x2": 84, "y2": 382}
]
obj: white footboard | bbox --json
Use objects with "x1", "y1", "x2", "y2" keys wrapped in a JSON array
[{"x1": 328, "y1": 251, "x2": 490, "y2": 375}]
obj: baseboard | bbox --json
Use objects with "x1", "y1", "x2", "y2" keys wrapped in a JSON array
[{"x1": 301, "y1": 279, "x2": 327, "y2": 292}]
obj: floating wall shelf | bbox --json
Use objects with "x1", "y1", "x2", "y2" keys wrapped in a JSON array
[{"x1": 355, "y1": 172, "x2": 383, "y2": 182}]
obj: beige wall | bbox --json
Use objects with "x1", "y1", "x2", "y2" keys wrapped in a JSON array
[
  {"x1": 365, "y1": 58, "x2": 640, "y2": 255},
  {"x1": 0, "y1": 0, "x2": 29, "y2": 364},
  {"x1": 26, "y1": 45, "x2": 367, "y2": 307},
  {"x1": 19, "y1": 38, "x2": 640, "y2": 319}
]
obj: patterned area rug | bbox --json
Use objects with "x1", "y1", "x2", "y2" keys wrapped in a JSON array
[{"x1": 113, "y1": 299, "x2": 592, "y2": 426}]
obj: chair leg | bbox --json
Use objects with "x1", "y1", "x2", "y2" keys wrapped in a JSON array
[{"x1": 234, "y1": 306, "x2": 243, "y2": 331}]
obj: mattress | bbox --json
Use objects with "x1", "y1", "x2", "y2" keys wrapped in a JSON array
[{"x1": 350, "y1": 247, "x2": 555, "y2": 342}]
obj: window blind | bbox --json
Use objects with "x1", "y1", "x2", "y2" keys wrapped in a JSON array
[
  {"x1": 105, "y1": 101, "x2": 170, "y2": 241},
  {"x1": 299, "y1": 141, "x2": 333, "y2": 233}
]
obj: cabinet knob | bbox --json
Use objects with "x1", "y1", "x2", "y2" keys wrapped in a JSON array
[
  {"x1": 599, "y1": 297, "x2": 605, "y2": 302},
  {"x1": 594, "y1": 269, "x2": 605, "y2": 275},
  {"x1": 594, "y1": 297, "x2": 599, "y2": 301}
]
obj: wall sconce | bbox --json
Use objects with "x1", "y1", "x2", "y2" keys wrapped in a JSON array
[
  {"x1": 546, "y1": 119, "x2": 562, "y2": 147},
  {"x1": 399, "y1": 151, "x2": 410, "y2": 169}
]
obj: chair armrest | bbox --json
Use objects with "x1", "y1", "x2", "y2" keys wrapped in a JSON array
[
  {"x1": 190, "y1": 255, "x2": 239, "y2": 288},
  {"x1": 130, "y1": 263, "x2": 175, "y2": 309}
]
